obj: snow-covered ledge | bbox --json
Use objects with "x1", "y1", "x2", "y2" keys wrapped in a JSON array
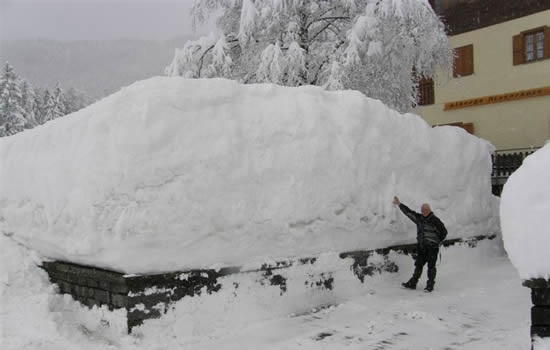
[
  {"x1": 501, "y1": 143, "x2": 550, "y2": 348},
  {"x1": 41, "y1": 234, "x2": 495, "y2": 333},
  {"x1": 41, "y1": 250, "x2": 387, "y2": 332}
]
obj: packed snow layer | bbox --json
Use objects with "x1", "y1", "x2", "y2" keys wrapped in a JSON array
[
  {"x1": 0, "y1": 77, "x2": 498, "y2": 273},
  {"x1": 501, "y1": 143, "x2": 550, "y2": 280}
]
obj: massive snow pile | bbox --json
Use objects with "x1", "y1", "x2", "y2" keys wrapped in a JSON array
[
  {"x1": 0, "y1": 77, "x2": 498, "y2": 273},
  {"x1": 501, "y1": 143, "x2": 550, "y2": 280}
]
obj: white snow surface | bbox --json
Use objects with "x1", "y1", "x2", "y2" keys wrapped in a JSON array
[
  {"x1": 0, "y1": 77, "x2": 498, "y2": 273},
  {"x1": 535, "y1": 337, "x2": 550, "y2": 350},
  {"x1": 1, "y1": 235, "x2": 532, "y2": 349},
  {"x1": 501, "y1": 143, "x2": 550, "y2": 280}
]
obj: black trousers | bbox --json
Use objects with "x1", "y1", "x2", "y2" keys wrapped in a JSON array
[{"x1": 412, "y1": 245, "x2": 439, "y2": 283}]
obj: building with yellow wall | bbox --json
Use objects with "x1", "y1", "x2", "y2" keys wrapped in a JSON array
[{"x1": 416, "y1": 1, "x2": 550, "y2": 152}]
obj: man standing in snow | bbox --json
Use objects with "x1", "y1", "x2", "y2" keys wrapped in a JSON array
[{"x1": 393, "y1": 196, "x2": 447, "y2": 292}]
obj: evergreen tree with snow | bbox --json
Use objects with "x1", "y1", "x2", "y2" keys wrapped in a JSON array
[
  {"x1": 41, "y1": 89, "x2": 58, "y2": 124},
  {"x1": 52, "y1": 83, "x2": 68, "y2": 117},
  {"x1": 64, "y1": 87, "x2": 89, "y2": 114},
  {"x1": 33, "y1": 87, "x2": 46, "y2": 125},
  {"x1": 0, "y1": 63, "x2": 26, "y2": 136},
  {"x1": 0, "y1": 63, "x2": 89, "y2": 134},
  {"x1": 166, "y1": 0, "x2": 452, "y2": 112},
  {"x1": 37, "y1": 84, "x2": 67, "y2": 124},
  {"x1": 20, "y1": 80, "x2": 38, "y2": 128}
]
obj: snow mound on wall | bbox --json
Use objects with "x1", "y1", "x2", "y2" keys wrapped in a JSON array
[
  {"x1": 0, "y1": 77, "x2": 498, "y2": 273},
  {"x1": 501, "y1": 143, "x2": 550, "y2": 280}
]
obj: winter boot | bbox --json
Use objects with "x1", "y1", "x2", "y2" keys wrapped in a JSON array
[
  {"x1": 402, "y1": 266, "x2": 423, "y2": 289},
  {"x1": 425, "y1": 267, "x2": 436, "y2": 292},
  {"x1": 402, "y1": 278, "x2": 418, "y2": 289},
  {"x1": 424, "y1": 280, "x2": 435, "y2": 292}
]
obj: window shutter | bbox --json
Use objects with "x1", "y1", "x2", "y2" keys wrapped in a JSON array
[
  {"x1": 463, "y1": 45, "x2": 473, "y2": 75},
  {"x1": 513, "y1": 34, "x2": 524, "y2": 65},
  {"x1": 544, "y1": 26, "x2": 550, "y2": 59},
  {"x1": 453, "y1": 45, "x2": 473, "y2": 77},
  {"x1": 453, "y1": 48, "x2": 463, "y2": 77}
]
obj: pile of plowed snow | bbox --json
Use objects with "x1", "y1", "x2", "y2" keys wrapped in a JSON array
[
  {"x1": 0, "y1": 77, "x2": 498, "y2": 273},
  {"x1": 501, "y1": 143, "x2": 550, "y2": 280}
]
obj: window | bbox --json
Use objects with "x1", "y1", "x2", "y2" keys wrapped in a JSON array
[
  {"x1": 418, "y1": 77, "x2": 434, "y2": 106},
  {"x1": 525, "y1": 31, "x2": 545, "y2": 61},
  {"x1": 513, "y1": 26, "x2": 550, "y2": 65},
  {"x1": 453, "y1": 44, "x2": 474, "y2": 77}
]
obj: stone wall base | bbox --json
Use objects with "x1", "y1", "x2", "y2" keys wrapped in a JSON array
[
  {"x1": 523, "y1": 279, "x2": 550, "y2": 346},
  {"x1": 41, "y1": 234, "x2": 496, "y2": 333}
]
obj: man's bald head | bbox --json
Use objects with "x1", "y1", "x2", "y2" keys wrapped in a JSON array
[{"x1": 421, "y1": 203, "x2": 432, "y2": 217}]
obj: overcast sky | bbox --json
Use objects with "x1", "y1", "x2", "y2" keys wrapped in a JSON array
[{"x1": 0, "y1": 0, "x2": 214, "y2": 41}]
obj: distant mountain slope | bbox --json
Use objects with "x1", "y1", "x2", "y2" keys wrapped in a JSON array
[{"x1": 0, "y1": 37, "x2": 191, "y2": 100}]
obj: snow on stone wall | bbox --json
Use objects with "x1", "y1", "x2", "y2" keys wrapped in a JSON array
[{"x1": 0, "y1": 77, "x2": 498, "y2": 273}]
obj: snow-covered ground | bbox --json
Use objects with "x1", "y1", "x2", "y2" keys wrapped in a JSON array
[{"x1": 2, "y1": 235, "x2": 533, "y2": 350}]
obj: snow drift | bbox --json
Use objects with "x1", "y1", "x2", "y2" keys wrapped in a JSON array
[
  {"x1": 501, "y1": 143, "x2": 550, "y2": 280},
  {"x1": 0, "y1": 77, "x2": 498, "y2": 273}
]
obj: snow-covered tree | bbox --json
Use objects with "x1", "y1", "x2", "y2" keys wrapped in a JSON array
[
  {"x1": 41, "y1": 89, "x2": 59, "y2": 124},
  {"x1": 64, "y1": 87, "x2": 89, "y2": 114},
  {"x1": 208, "y1": 35, "x2": 234, "y2": 78},
  {"x1": 38, "y1": 84, "x2": 66, "y2": 124},
  {"x1": 0, "y1": 63, "x2": 89, "y2": 135},
  {"x1": 0, "y1": 63, "x2": 26, "y2": 136},
  {"x1": 52, "y1": 83, "x2": 68, "y2": 117},
  {"x1": 33, "y1": 87, "x2": 46, "y2": 125},
  {"x1": 256, "y1": 42, "x2": 286, "y2": 84},
  {"x1": 20, "y1": 80, "x2": 38, "y2": 128},
  {"x1": 166, "y1": 0, "x2": 452, "y2": 112}
]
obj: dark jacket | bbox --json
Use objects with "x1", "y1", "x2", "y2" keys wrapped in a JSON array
[{"x1": 399, "y1": 203, "x2": 447, "y2": 248}]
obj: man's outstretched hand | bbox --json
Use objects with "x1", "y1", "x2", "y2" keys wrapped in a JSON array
[{"x1": 393, "y1": 196, "x2": 400, "y2": 206}]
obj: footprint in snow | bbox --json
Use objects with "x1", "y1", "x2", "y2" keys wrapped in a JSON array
[{"x1": 314, "y1": 331, "x2": 334, "y2": 341}]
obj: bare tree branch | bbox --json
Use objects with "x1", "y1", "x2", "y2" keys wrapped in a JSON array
[
  {"x1": 310, "y1": 16, "x2": 349, "y2": 43},
  {"x1": 198, "y1": 45, "x2": 215, "y2": 77},
  {"x1": 306, "y1": 7, "x2": 339, "y2": 30},
  {"x1": 307, "y1": 16, "x2": 350, "y2": 30},
  {"x1": 198, "y1": 37, "x2": 240, "y2": 76}
]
